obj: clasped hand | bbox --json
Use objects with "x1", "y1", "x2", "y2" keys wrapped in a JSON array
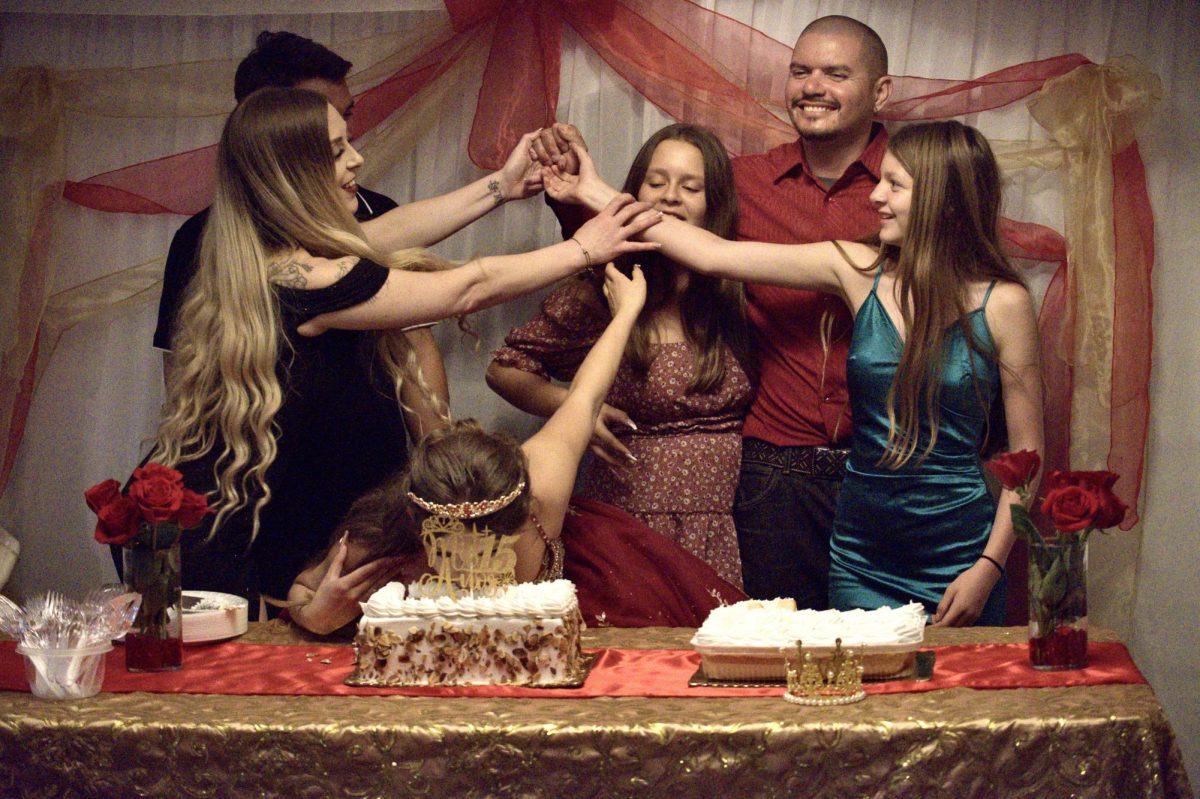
[{"x1": 496, "y1": 129, "x2": 549, "y2": 202}]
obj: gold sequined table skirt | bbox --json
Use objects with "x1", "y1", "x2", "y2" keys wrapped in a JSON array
[{"x1": 0, "y1": 624, "x2": 1190, "y2": 798}]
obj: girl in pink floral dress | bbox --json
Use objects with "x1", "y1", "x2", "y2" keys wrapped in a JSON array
[{"x1": 488, "y1": 124, "x2": 754, "y2": 588}]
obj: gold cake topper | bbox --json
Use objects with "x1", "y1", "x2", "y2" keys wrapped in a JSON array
[
  {"x1": 783, "y1": 638, "x2": 866, "y2": 706},
  {"x1": 418, "y1": 515, "x2": 520, "y2": 597}
]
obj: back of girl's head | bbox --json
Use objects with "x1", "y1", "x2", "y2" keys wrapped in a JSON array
[
  {"x1": 620, "y1": 123, "x2": 738, "y2": 238},
  {"x1": 334, "y1": 476, "x2": 424, "y2": 561},
  {"x1": 885, "y1": 120, "x2": 1007, "y2": 275},
  {"x1": 404, "y1": 420, "x2": 532, "y2": 536}
]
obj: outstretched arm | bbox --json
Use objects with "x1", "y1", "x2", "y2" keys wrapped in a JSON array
[
  {"x1": 361, "y1": 130, "x2": 544, "y2": 253},
  {"x1": 487, "y1": 363, "x2": 637, "y2": 467},
  {"x1": 298, "y1": 194, "x2": 661, "y2": 335},
  {"x1": 513, "y1": 265, "x2": 646, "y2": 576},
  {"x1": 486, "y1": 281, "x2": 637, "y2": 467},
  {"x1": 934, "y1": 283, "x2": 1045, "y2": 626},
  {"x1": 543, "y1": 144, "x2": 867, "y2": 297}
]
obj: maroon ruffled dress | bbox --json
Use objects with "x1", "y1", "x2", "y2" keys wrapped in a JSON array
[{"x1": 494, "y1": 280, "x2": 754, "y2": 590}]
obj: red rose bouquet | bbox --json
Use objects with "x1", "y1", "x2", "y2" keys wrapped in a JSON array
[
  {"x1": 985, "y1": 450, "x2": 1128, "y2": 669},
  {"x1": 85, "y1": 464, "x2": 211, "y2": 671},
  {"x1": 85, "y1": 463, "x2": 210, "y2": 549}
]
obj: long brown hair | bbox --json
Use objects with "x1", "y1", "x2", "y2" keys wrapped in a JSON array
[
  {"x1": 312, "y1": 421, "x2": 532, "y2": 577},
  {"x1": 879, "y1": 120, "x2": 1023, "y2": 468},
  {"x1": 605, "y1": 123, "x2": 753, "y2": 392},
  {"x1": 401, "y1": 420, "x2": 533, "y2": 537}
]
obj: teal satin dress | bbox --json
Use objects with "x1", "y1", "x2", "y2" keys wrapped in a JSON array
[{"x1": 829, "y1": 271, "x2": 1006, "y2": 624}]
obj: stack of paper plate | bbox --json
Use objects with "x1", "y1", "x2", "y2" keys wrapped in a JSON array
[{"x1": 182, "y1": 591, "x2": 248, "y2": 643}]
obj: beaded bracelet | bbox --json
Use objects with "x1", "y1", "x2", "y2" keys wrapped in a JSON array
[{"x1": 978, "y1": 553, "x2": 1005, "y2": 577}]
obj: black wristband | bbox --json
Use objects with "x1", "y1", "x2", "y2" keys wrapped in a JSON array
[{"x1": 978, "y1": 553, "x2": 1005, "y2": 577}]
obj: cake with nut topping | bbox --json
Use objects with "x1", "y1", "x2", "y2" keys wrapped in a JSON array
[{"x1": 347, "y1": 580, "x2": 585, "y2": 686}]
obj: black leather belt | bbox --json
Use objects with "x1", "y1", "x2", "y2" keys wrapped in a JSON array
[{"x1": 741, "y1": 438, "x2": 849, "y2": 478}]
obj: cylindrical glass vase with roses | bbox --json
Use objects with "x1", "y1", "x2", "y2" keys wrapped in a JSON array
[
  {"x1": 85, "y1": 464, "x2": 211, "y2": 671},
  {"x1": 985, "y1": 451, "x2": 1128, "y2": 670}
]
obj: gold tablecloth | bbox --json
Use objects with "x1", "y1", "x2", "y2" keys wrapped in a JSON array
[{"x1": 0, "y1": 625, "x2": 1191, "y2": 798}]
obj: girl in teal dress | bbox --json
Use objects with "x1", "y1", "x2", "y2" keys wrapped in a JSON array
[{"x1": 547, "y1": 120, "x2": 1044, "y2": 626}]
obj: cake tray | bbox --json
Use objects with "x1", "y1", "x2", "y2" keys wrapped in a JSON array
[{"x1": 687, "y1": 649, "x2": 935, "y2": 688}]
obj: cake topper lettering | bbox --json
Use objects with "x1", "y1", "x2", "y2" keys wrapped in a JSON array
[{"x1": 418, "y1": 515, "x2": 520, "y2": 597}]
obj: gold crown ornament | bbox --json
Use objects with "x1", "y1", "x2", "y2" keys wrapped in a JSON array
[{"x1": 783, "y1": 638, "x2": 867, "y2": 706}]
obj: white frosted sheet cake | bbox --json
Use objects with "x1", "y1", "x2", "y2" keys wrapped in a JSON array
[
  {"x1": 691, "y1": 600, "x2": 926, "y2": 680},
  {"x1": 349, "y1": 580, "x2": 585, "y2": 686}
]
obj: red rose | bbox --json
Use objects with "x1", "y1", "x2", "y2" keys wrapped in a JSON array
[
  {"x1": 1041, "y1": 469, "x2": 1127, "y2": 530},
  {"x1": 131, "y1": 463, "x2": 184, "y2": 488},
  {"x1": 1042, "y1": 469, "x2": 1117, "y2": 493},
  {"x1": 85, "y1": 478, "x2": 141, "y2": 545},
  {"x1": 176, "y1": 488, "x2": 212, "y2": 529},
  {"x1": 129, "y1": 466, "x2": 184, "y2": 523},
  {"x1": 94, "y1": 496, "x2": 141, "y2": 545},
  {"x1": 985, "y1": 449, "x2": 1041, "y2": 491},
  {"x1": 1040, "y1": 485, "x2": 1102, "y2": 533},
  {"x1": 1094, "y1": 487, "x2": 1128, "y2": 529},
  {"x1": 84, "y1": 479, "x2": 122, "y2": 513}
]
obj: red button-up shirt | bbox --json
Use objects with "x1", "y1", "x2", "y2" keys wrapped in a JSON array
[{"x1": 733, "y1": 124, "x2": 888, "y2": 448}]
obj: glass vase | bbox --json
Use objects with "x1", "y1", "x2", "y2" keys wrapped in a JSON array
[
  {"x1": 122, "y1": 535, "x2": 183, "y2": 672},
  {"x1": 1027, "y1": 537, "x2": 1087, "y2": 670}
]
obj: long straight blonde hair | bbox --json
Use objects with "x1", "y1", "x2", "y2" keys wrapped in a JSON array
[
  {"x1": 154, "y1": 87, "x2": 446, "y2": 541},
  {"x1": 878, "y1": 120, "x2": 1024, "y2": 468}
]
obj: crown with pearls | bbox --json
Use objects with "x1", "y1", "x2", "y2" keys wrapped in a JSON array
[
  {"x1": 783, "y1": 638, "x2": 866, "y2": 706},
  {"x1": 406, "y1": 480, "x2": 526, "y2": 520}
]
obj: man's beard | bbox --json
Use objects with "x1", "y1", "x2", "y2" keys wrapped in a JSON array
[
  {"x1": 789, "y1": 103, "x2": 842, "y2": 141},
  {"x1": 797, "y1": 128, "x2": 840, "y2": 142}
]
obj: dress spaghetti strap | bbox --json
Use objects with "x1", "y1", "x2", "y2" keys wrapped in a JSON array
[
  {"x1": 830, "y1": 240, "x2": 884, "y2": 291},
  {"x1": 980, "y1": 280, "x2": 998, "y2": 310}
]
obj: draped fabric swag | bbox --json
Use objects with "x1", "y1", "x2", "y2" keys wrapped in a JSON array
[{"x1": 0, "y1": 1, "x2": 1161, "y2": 630}]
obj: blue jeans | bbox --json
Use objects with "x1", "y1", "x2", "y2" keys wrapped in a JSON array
[{"x1": 733, "y1": 440, "x2": 844, "y2": 609}]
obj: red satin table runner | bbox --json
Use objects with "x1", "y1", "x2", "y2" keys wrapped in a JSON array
[{"x1": 0, "y1": 640, "x2": 1144, "y2": 699}]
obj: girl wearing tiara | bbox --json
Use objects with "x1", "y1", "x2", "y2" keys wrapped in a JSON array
[{"x1": 290, "y1": 264, "x2": 744, "y2": 634}]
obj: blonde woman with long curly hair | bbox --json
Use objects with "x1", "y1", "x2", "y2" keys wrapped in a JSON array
[
  {"x1": 546, "y1": 120, "x2": 1044, "y2": 627},
  {"x1": 152, "y1": 87, "x2": 660, "y2": 610}
]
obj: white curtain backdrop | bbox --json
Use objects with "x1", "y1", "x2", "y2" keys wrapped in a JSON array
[{"x1": 1, "y1": 1, "x2": 1196, "y2": 784}]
